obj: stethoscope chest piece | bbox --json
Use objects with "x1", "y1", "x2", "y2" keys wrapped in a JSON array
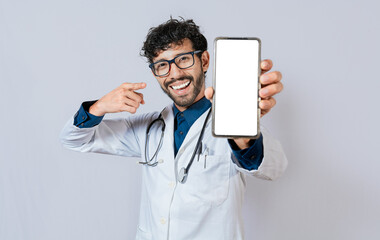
[{"x1": 178, "y1": 167, "x2": 188, "y2": 183}]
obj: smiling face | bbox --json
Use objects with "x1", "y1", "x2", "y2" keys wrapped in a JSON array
[{"x1": 152, "y1": 38, "x2": 210, "y2": 111}]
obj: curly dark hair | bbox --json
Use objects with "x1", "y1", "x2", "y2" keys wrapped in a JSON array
[{"x1": 141, "y1": 18, "x2": 208, "y2": 64}]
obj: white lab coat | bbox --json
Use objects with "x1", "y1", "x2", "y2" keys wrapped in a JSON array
[{"x1": 60, "y1": 104, "x2": 287, "y2": 240}]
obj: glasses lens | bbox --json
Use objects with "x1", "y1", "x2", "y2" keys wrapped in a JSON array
[
  {"x1": 175, "y1": 53, "x2": 194, "y2": 69},
  {"x1": 153, "y1": 62, "x2": 169, "y2": 76},
  {"x1": 152, "y1": 52, "x2": 196, "y2": 76}
]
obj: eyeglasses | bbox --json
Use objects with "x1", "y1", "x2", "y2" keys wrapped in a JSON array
[{"x1": 149, "y1": 50, "x2": 202, "y2": 77}]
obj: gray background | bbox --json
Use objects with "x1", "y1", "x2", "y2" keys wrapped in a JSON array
[{"x1": 1, "y1": 0, "x2": 379, "y2": 239}]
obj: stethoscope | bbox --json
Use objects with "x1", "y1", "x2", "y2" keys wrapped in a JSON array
[{"x1": 139, "y1": 108, "x2": 212, "y2": 184}]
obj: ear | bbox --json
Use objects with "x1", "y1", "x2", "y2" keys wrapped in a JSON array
[{"x1": 201, "y1": 51, "x2": 210, "y2": 72}]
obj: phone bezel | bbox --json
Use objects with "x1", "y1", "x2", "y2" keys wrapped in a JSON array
[{"x1": 211, "y1": 37, "x2": 262, "y2": 139}]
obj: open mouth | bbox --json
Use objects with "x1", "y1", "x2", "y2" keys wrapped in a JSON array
[{"x1": 170, "y1": 80, "x2": 190, "y2": 91}]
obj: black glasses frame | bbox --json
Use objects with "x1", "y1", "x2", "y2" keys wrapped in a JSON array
[{"x1": 149, "y1": 50, "x2": 202, "y2": 77}]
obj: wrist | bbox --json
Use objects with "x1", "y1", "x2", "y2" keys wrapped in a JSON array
[
  {"x1": 89, "y1": 102, "x2": 105, "y2": 116},
  {"x1": 233, "y1": 138, "x2": 253, "y2": 150}
]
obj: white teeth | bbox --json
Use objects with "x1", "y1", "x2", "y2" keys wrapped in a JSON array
[{"x1": 171, "y1": 81, "x2": 190, "y2": 90}]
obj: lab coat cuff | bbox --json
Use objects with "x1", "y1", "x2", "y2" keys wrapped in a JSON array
[{"x1": 73, "y1": 100, "x2": 104, "y2": 128}]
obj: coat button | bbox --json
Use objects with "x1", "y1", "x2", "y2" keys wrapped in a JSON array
[{"x1": 160, "y1": 218, "x2": 166, "y2": 225}]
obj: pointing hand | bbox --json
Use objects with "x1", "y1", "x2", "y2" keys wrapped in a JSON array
[{"x1": 89, "y1": 82, "x2": 146, "y2": 116}]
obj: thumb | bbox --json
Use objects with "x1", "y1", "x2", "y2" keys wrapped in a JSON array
[{"x1": 204, "y1": 87, "x2": 214, "y2": 101}]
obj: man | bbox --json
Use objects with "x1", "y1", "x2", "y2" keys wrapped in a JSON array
[{"x1": 60, "y1": 18, "x2": 287, "y2": 240}]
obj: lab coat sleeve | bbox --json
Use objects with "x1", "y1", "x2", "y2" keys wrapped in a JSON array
[
  {"x1": 59, "y1": 113, "x2": 154, "y2": 157},
  {"x1": 231, "y1": 126, "x2": 288, "y2": 180}
]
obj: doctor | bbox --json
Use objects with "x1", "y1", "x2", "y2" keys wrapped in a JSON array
[{"x1": 60, "y1": 18, "x2": 287, "y2": 240}]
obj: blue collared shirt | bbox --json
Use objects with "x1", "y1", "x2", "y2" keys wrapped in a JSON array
[
  {"x1": 172, "y1": 97, "x2": 211, "y2": 156},
  {"x1": 74, "y1": 98, "x2": 263, "y2": 170}
]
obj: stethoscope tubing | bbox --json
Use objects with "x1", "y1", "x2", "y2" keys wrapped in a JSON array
[
  {"x1": 140, "y1": 108, "x2": 212, "y2": 183},
  {"x1": 140, "y1": 114, "x2": 165, "y2": 167}
]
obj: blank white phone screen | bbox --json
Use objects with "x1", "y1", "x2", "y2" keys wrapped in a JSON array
[{"x1": 214, "y1": 39, "x2": 259, "y2": 137}]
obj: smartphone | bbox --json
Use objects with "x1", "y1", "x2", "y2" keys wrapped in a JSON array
[{"x1": 212, "y1": 37, "x2": 261, "y2": 138}]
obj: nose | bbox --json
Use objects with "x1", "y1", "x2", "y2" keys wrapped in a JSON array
[{"x1": 168, "y1": 62, "x2": 184, "y2": 79}]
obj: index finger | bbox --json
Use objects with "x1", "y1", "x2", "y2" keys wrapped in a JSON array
[
  {"x1": 123, "y1": 82, "x2": 147, "y2": 90},
  {"x1": 260, "y1": 59, "x2": 273, "y2": 74}
]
